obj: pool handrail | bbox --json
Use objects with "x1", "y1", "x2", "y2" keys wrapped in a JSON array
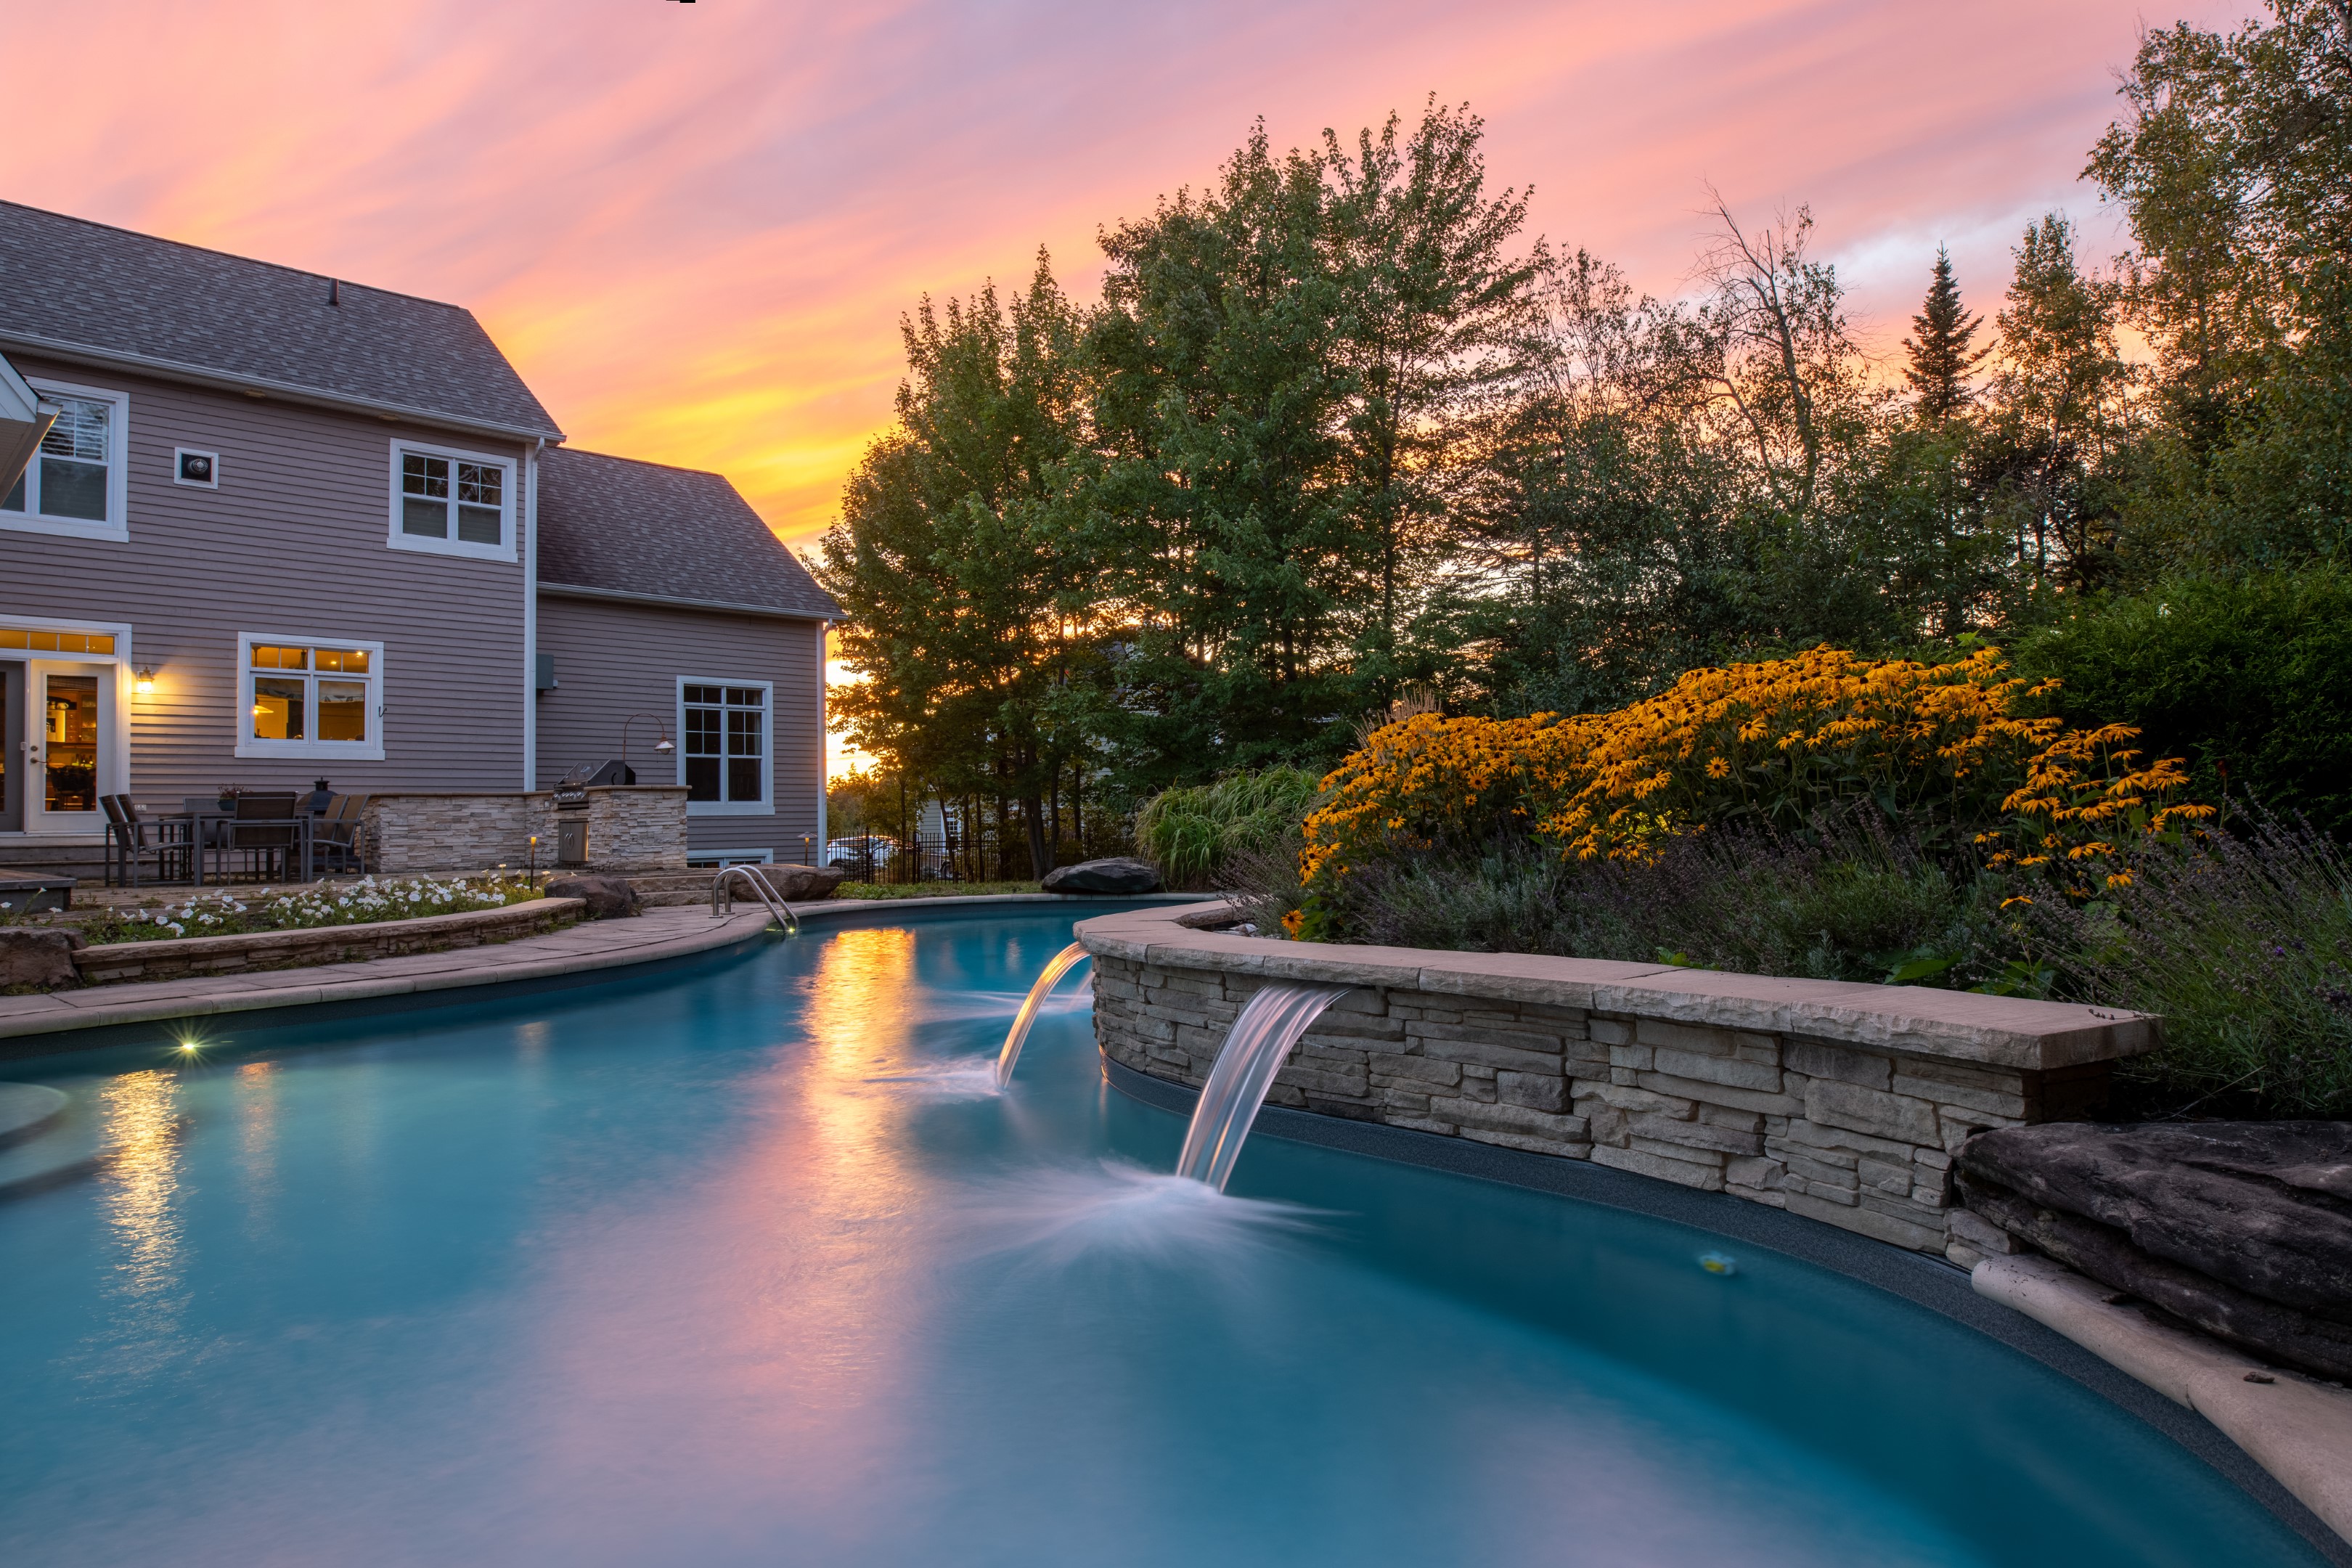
[{"x1": 711, "y1": 865, "x2": 799, "y2": 935}]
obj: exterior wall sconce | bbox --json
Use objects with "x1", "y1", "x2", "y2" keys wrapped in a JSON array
[
  {"x1": 620, "y1": 713, "x2": 674, "y2": 778},
  {"x1": 134, "y1": 666, "x2": 156, "y2": 694}
]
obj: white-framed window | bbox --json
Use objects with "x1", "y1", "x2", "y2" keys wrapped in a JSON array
[
  {"x1": 687, "y1": 848, "x2": 775, "y2": 866},
  {"x1": 679, "y1": 678, "x2": 772, "y2": 814},
  {"x1": 387, "y1": 438, "x2": 515, "y2": 560},
  {"x1": 235, "y1": 634, "x2": 386, "y2": 760},
  {"x1": 0, "y1": 380, "x2": 130, "y2": 541}
]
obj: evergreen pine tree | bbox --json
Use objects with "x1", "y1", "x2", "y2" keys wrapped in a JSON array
[{"x1": 1903, "y1": 247, "x2": 1990, "y2": 419}]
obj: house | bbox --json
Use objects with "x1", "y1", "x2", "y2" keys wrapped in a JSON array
[
  {"x1": 535, "y1": 447, "x2": 833, "y2": 865},
  {"x1": 0, "y1": 201, "x2": 837, "y2": 877}
]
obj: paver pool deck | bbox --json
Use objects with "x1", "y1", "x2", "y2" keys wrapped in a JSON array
[{"x1": 0, "y1": 905, "x2": 781, "y2": 1044}]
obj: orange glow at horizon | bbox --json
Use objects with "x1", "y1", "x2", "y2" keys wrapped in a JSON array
[{"x1": 0, "y1": 0, "x2": 2238, "y2": 560}]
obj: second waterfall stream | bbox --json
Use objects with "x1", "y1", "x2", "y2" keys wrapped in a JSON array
[
  {"x1": 1170, "y1": 982, "x2": 1349, "y2": 1189},
  {"x1": 996, "y1": 940, "x2": 1352, "y2": 1191}
]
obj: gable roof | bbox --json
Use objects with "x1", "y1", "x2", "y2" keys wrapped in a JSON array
[
  {"x1": 536, "y1": 446, "x2": 839, "y2": 621},
  {"x1": 0, "y1": 201, "x2": 561, "y2": 441}
]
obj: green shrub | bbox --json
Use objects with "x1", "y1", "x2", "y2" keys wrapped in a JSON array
[
  {"x1": 1135, "y1": 767, "x2": 1322, "y2": 889},
  {"x1": 2013, "y1": 567, "x2": 2352, "y2": 838}
]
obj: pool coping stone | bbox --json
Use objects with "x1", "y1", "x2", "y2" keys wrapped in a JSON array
[
  {"x1": 1077, "y1": 901, "x2": 2159, "y2": 1071},
  {"x1": 0, "y1": 891, "x2": 1209, "y2": 1054}
]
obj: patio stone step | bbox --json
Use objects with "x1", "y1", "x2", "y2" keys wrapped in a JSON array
[{"x1": 0, "y1": 1083, "x2": 69, "y2": 1148}]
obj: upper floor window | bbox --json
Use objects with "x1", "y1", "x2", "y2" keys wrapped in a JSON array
[
  {"x1": 237, "y1": 635, "x2": 385, "y2": 760},
  {"x1": 388, "y1": 440, "x2": 515, "y2": 560},
  {"x1": 0, "y1": 383, "x2": 129, "y2": 542},
  {"x1": 681, "y1": 680, "x2": 769, "y2": 813}
]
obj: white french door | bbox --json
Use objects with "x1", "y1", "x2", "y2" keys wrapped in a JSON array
[{"x1": 25, "y1": 661, "x2": 112, "y2": 833}]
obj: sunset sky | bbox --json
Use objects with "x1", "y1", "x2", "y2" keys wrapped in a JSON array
[{"x1": 2, "y1": 0, "x2": 2234, "y2": 559}]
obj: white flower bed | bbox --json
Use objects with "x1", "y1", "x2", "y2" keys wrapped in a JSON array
[{"x1": 91, "y1": 876, "x2": 528, "y2": 944}]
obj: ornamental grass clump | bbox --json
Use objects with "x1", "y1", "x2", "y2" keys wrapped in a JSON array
[
  {"x1": 2030, "y1": 813, "x2": 2352, "y2": 1118},
  {"x1": 82, "y1": 875, "x2": 535, "y2": 945},
  {"x1": 1136, "y1": 767, "x2": 1323, "y2": 889}
]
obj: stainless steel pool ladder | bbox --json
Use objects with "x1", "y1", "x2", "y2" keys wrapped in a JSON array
[{"x1": 711, "y1": 865, "x2": 799, "y2": 935}]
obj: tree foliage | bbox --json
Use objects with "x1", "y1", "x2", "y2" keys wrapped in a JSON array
[
  {"x1": 1903, "y1": 247, "x2": 1991, "y2": 420},
  {"x1": 818, "y1": 11, "x2": 2352, "y2": 838}
]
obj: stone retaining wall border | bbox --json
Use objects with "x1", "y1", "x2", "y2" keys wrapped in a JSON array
[
  {"x1": 70, "y1": 898, "x2": 585, "y2": 985},
  {"x1": 1077, "y1": 902, "x2": 2155, "y2": 1268}
]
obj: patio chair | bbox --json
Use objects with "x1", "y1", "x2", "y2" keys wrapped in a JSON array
[
  {"x1": 102, "y1": 794, "x2": 189, "y2": 887},
  {"x1": 224, "y1": 791, "x2": 303, "y2": 882},
  {"x1": 180, "y1": 797, "x2": 232, "y2": 855},
  {"x1": 311, "y1": 793, "x2": 369, "y2": 876}
]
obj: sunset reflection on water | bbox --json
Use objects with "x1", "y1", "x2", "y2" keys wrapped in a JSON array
[
  {"x1": 506, "y1": 923, "x2": 952, "y2": 1537},
  {"x1": 98, "y1": 1070, "x2": 184, "y2": 1302}
]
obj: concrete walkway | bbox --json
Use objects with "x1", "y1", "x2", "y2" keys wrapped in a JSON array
[{"x1": 0, "y1": 905, "x2": 781, "y2": 1045}]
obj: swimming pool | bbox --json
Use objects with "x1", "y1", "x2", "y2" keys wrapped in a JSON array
[{"x1": 0, "y1": 908, "x2": 2325, "y2": 1566}]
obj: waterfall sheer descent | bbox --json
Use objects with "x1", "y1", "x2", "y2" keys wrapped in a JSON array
[
  {"x1": 1174, "y1": 983, "x2": 1351, "y2": 1191},
  {"x1": 995, "y1": 942, "x2": 1093, "y2": 1087}
]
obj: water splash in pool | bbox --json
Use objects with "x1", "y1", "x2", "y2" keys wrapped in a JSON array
[
  {"x1": 1175, "y1": 982, "x2": 1350, "y2": 1189},
  {"x1": 994, "y1": 942, "x2": 1093, "y2": 1087},
  {"x1": 955, "y1": 1159, "x2": 1328, "y2": 1270},
  {"x1": 861, "y1": 1063, "x2": 1005, "y2": 1098}
]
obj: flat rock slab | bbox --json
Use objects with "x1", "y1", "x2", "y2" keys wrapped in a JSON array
[
  {"x1": 0, "y1": 929, "x2": 83, "y2": 989},
  {"x1": 761, "y1": 865, "x2": 844, "y2": 900},
  {"x1": 544, "y1": 875, "x2": 640, "y2": 918},
  {"x1": 1042, "y1": 857, "x2": 1161, "y2": 894},
  {"x1": 1960, "y1": 1120, "x2": 2352, "y2": 1379}
]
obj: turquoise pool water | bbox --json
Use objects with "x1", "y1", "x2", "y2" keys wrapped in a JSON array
[{"x1": 0, "y1": 909, "x2": 2323, "y2": 1567}]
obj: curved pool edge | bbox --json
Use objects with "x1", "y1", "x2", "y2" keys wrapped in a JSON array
[
  {"x1": 0, "y1": 894, "x2": 1208, "y2": 1065},
  {"x1": 1099, "y1": 1052, "x2": 2352, "y2": 1567}
]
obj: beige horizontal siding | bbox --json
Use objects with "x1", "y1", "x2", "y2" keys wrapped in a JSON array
[
  {"x1": 0, "y1": 356, "x2": 529, "y2": 804},
  {"x1": 534, "y1": 596, "x2": 822, "y2": 859}
]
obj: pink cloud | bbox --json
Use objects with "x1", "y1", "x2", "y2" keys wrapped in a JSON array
[{"x1": 0, "y1": 0, "x2": 2238, "y2": 547}]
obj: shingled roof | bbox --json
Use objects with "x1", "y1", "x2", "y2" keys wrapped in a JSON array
[
  {"x1": 536, "y1": 446, "x2": 839, "y2": 621},
  {"x1": 0, "y1": 201, "x2": 561, "y2": 440}
]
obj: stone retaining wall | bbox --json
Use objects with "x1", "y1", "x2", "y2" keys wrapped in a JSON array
[
  {"x1": 364, "y1": 788, "x2": 688, "y2": 874},
  {"x1": 1077, "y1": 904, "x2": 2154, "y2": 1268},
  {"x1": 71, "y1": 897, "x2": 585, "y2": 984}
]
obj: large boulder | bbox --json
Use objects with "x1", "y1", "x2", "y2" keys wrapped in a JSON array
[
  {"x1": 762, "y1": 864, "x2": 845, "y2": 900},
  {"x1": 1957, "y1": 1121, "x2": 2352, "y2": 1379},
  {"x1": 544, "y1": 875, "x2": 640, "y2": 920},
  {"x1": 0, "y1": 927, "x2": 83, "y2": 989},
  {"x1": 1042, "y1": 857, "x2": 1162, "y2": 895}
]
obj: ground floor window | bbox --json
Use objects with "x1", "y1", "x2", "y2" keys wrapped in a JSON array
[
  {"x1": 239, "y1": 636, "x2": 384, "y2": 759},
  {"x1": 681, "y1": 681, "x2": 767, "y2": 807}
]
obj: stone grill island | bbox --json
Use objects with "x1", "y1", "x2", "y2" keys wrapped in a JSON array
[{"x1": 1077, "y1": 901, "x2": 2152, "y2": 1266}]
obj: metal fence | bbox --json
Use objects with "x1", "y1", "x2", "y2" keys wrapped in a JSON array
[{"x1": 791, "y1": 816, "x2": 1130, "y2": 885}]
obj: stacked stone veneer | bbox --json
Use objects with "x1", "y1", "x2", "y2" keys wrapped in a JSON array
[
  {"x1": 364, "y1": 787, "x2": 687, "y2": 875},
  {"x1": 1078, "y1": 905, "x2": 2152, "y2": 1267}
]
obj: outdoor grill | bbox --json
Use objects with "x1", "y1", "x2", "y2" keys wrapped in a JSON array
[{"x1": 552, "y1": 760, "x2": 632, "y2": 865}]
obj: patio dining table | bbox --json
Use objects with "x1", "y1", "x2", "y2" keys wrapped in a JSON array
[{"x1": 151, "y1": 809, "x2": 316, "y2": 886}]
